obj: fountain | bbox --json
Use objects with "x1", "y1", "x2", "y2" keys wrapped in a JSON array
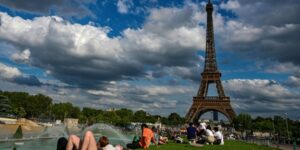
[
  {"x1": 37, "y1": 126, "x2": 69, "y2": 139},
  {"x1": 81, "y1": 123, "x2": 133, "y2": 145},
  {"x1": 0, "y1": 123, "x2": 134, "y2": 150}
]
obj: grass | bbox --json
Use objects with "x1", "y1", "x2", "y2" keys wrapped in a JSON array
[{"x1": 138, "y1": 140, "x2": 278, "y2": 150}]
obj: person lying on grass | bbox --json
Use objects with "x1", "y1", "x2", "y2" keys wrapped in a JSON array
[{"x1": 66, "y1": 131, "x2": 123, "y2": 150}]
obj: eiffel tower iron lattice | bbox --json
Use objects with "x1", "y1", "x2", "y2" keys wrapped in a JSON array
[{"x1": 185, "y1": 0, "x2": 236, "y2": 123}]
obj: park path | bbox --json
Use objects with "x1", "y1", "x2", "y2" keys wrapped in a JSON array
[{"x1": 270, "y1": 144, "x2": 299, "y2": 150}]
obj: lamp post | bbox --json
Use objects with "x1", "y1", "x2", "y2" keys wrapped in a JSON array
[
  {"x1": 284, "y1": 113, "x2": 290, "y2": 145},
  {"x1": 272, "y1": 116, "x2": 279, "y2": 148}
]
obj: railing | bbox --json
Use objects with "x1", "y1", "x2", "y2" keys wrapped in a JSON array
[{"x1": 193, "y1": 96, "x2": 230, "y2": 101}]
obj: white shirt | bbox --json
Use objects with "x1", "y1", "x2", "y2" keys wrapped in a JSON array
[
  {"x1": 206, "y1": 129, "x2": 214, "y2": 136},
  {"x1": 214, "y1": 131, "x2": 224, "y2": 145},
  {"x1": 102, "y1": 144, "x2": 117, "y2": 150}
]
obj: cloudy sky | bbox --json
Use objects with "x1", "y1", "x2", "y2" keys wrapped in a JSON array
[{"x1": 0, "y1": 0, "x2": 299, "y2": 119}]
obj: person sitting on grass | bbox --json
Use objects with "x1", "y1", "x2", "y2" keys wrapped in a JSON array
[
  {"x1": 213, "y1": 127, "x2": 224, "y2": 145},
  {"x1": 127, "y1": 124, "x2": 157, "y2": 149},
  {"x1": 196, "y1": 123, "x2": 206, "y2": 144},
  {"x1": 152, "y1": 127, "x2": 167, "y2": 145},
  {"x1": 203, "y1": 125, "x2": 215, "y2": 145},
  {"x1": 186, "y1": 122, "x2": 197, "y2": 143}
]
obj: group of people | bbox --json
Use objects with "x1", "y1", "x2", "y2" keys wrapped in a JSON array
[
  {"x1": 186, "y1": 122, "x2": 224, "y2": 146},
  {"x1": 126, "y1": 124, "x2": 168, "y2": 149},
  {"x1": 57, "y1": 123, "x2": 167, "y2": 150},
  {"x1": 57, "y1": 131, "x2": 123, "y2": 150},
  {"x1": 56, "y1": 122, "x2": 225, "y2": 150}
]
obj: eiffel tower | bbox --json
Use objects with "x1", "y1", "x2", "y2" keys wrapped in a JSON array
[{"x1": 185, "y1": 0, "x2": 235, "y2": 123}]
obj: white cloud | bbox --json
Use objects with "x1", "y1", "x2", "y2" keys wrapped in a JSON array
[
  {"x1": 0, "y1": 62, "x2": 22, "y2": 80},
  {"x1": 87, "y1": 89, "x2": 118, "y2": 97},
  {"x1": 286, "y1": 76, "x2": 300, "y2": 88},
  {"x1": 11, "y1": 48, "x2": 31, "y2": 63},
  {"x1": 0, "y1": 62, "x2": 41, "y2": 86},
  {"x1": 220, "y1": 0, "x2": 240, "y2": 10},
  {"x1": 224, "y1": 79, "x2": 293, "y2": 99},
  {"x1": 222, "y1": 78, "x2": 300, "y2": 117},
  {"x1": 0, "y1": 6, "x2": 208, "y2": 88},
  {"x1": 117, "y1": 0, "x2": 132, "y2": 14},
  {"x1": 143, "y1": 85, "x2": 193, "y2": 96},
  {"x1": 265, "y1": 62, "x2": 300, "y2": 74},
  {"x1": 0, "y1": 12, "x2": 122, "y2": 58}
]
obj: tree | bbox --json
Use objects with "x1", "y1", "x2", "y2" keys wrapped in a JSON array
[
  {"x1": 82, "y1": 107, "x2": 102, "y2": 125},
  {"x1": 116, "y1": 108, "x2": 133, "y2": 119},
  {"x1": 233, "y1": 113, "x2": 252, "y2": 131},
  {"x1": 167, "y1": 113, "x2": 184, "y2": 126},
  {"x1": 115, "y1": 108, "x2": 133, "y2": 126},
  {"x1": 13, "y1": 107, "x2": 27, "y2": 118},
  {"x1": 26, "y1": 94, "x2": 52, "y2": 118},
  {"x1": 273, "y1": 115, "x2": 286, "y2": 137},
  {"x1": 253, "y1": 117, "x2": 273, "y2": 132},
  {"x1": 51, "y1": 102, "x2": 78, "y2": 120},
  {"x1": 102, "y1": 111, "x2": 121, "y2": 125},
  {"x1": 133, "y1": 110, "x2": 147, "y2": 123},
  {"x1": 0, "y1": 95, "x2": 12, "y2": 115}
]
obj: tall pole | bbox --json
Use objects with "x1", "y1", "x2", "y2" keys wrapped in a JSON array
[
  {"x1": 284, "y1": 113, "x2": 290, "y2": 144},
  {"x1": 273, "y1": 116, "x2": 279, "y2": 148}
]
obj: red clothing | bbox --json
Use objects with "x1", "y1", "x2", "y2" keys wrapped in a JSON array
[{"x1": 139, "y1": 128, "x2": 154, "y2": 148}]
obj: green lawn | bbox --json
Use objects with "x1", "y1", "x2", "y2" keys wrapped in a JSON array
[{"x1": 138, "y1": 140, "x2": 278, "y2": 150}]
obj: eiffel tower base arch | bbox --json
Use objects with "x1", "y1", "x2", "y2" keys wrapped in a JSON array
[{"x1": 185, "y1": 96, "x2": 236, "y2": 123}]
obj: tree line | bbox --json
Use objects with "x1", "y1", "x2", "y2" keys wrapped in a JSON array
[
  {"x1": 0, "y1": 91, "x2": 299, "y2": 139},
  {"x1": 0, "y1": 91, "x2": 185, "y2": 126},
  {"x1": 233, "y1": 113, "x2": 300, "y2": 140}
]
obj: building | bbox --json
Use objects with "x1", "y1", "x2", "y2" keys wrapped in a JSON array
[{"x1": 64, "y1": 118, "x2": 78, "y2": 128}]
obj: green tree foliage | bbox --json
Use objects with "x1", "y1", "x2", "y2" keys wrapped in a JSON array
[
  {"x1": 252, "y1": 117, "x2": 273, "y2": 132},
  {"x1": 102, "y1": 111, "x2": 121, "y2": 124},
  {"x1": 51, "y1": 102, "x2": 80, "y2": 120},
  {"x1": 0, "y1": 95, "x2": 12, "y2": 115},
  {"x1": 233, "y1": 113, "x2": 252, "y2": 131},
  {"x1": 167, "y1": 112, "x2": 184, "y2": 126},
  {"x1": 1, "y1": 91, "x2": 300, "y2": 140},
  {"x1": 13, "y1": 107, "x2": 27, "y2": 118},
  {"x1": 115, "y1": 108, "x2": 133, "y2": 126},
  {"x1": 133, "y1": 110, "x2": 147, "y2": 122},
  {"x1": 82, "y1": 107, "x2": 102, "y2": 125},
  {"x1": 26, "y1": 94, "x2": 52, "y2": 118},
  {"x1": 273, "y1": 115, "x2": 288, "y2": 137},
  {"x1": 290, "y1": 121, "x2": 300, "y2": 138},
  {"x1": 0, "y1": 92, "x2": 52, "y2": 118}
]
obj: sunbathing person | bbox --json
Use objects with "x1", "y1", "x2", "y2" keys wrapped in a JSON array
[
  {"x1": 67, "y1": 130, "x2": 97, "y2": 150},
  {"x1": 66, "y1": 131, "x2": 122, "y2": 150}
]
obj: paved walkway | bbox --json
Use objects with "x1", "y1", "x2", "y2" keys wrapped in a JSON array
[{"x1": 270, "y1": 144, "x2": 299, "y2": 150}]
